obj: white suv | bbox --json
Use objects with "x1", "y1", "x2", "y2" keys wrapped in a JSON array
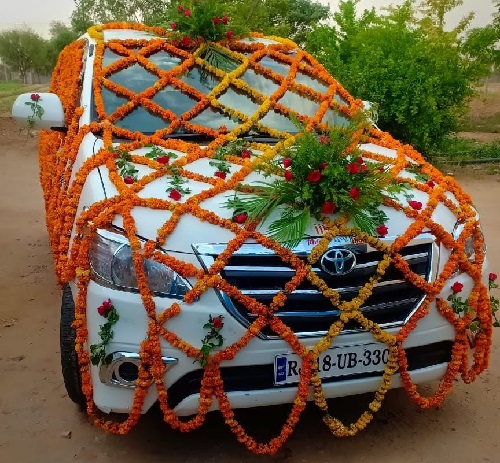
[{"x1": 12, "y1": 26, "x2": 491, "y2": 422}]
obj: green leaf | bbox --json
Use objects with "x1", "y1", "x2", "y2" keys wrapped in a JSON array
[
  {"x1": 200, "y1": 345, "x2": 211, "y2": 355},
  {"x1": 267, "y1": 208, "x2": 311, "y2": 248}
]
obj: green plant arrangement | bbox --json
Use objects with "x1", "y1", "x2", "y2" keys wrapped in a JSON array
[
  {"x1": 24, "y1": 93, "x2": 44, "y2": 136},
  {"x1": 489, "y1": 273, "x2": 499, "y2": 327},
  {"x1": 89, "y1": 299, "x2": 120, "y2": 366},
  {"x1": 227, "y1": 118, "x2": 406, "y2": 246},
  {"x1": 111, "y1": 146, "x2": 139, "y2": 184},
  {"x1": 143, "y1": 145, "x2": 191, "y2": 199},
  {"x1": 161, "y1": 0, "x2": 248, "y2": 75},
  {"x1": 196, "y1": 314, "x2": 225, "y2": 367},
  {"x1": 447, "y1": 274, "x2": 500, "y2": 335}
]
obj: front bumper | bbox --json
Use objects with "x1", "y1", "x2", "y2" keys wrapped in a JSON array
[{"x1": 82, "y1": 279, "x2": 459, "y2": 415}]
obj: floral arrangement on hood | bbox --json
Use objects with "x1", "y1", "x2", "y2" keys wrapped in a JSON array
[{"x1": 227, "y1": 116, "x2": 408, "y2": 246}]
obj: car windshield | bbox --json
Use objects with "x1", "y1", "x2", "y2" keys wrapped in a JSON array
[{"x1": 94, "y1": 46, "x2": 349, "y2": 138}]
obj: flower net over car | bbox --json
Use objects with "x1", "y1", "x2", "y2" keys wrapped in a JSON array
[{"x1": 39, "y1": 23, "x2": 494, "y2": 454}]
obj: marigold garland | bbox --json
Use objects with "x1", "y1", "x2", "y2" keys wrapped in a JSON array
[{"x1": 37, "y1": 22, "x2": 496, "y2": 455}]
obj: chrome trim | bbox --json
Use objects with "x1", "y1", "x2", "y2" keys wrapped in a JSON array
[
  {"x1": 320, "y1": 248, "x2": 357, "y2": 275},
  {"x1": 239, "y1": 279, "x2": 415, "y2": 297},
  {"x1": 221, "y1": 252, "x2": 428, "y2": 277},
  {"x1": 99, "y1": 352, "x2": 178, "y2": 388},
  {"x1": 246, "y1": 297, "x2": 419, "y2": 319},
  {"x1": 192, "y1": 233, "x2": 437, "y2": 339}
]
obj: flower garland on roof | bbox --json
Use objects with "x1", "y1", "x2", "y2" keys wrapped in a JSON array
[{"x1": 36, "y1": 21, "x2": 497, "y2": 455}]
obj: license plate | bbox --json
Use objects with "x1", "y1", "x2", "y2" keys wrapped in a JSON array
[{"x1": 274, "y1": 344, "x2": 389, "y2": 386}]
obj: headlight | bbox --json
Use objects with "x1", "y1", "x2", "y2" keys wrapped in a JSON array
[
  {"x1": 89, "y1": 229, "x2": 191, "y2": 299},
  {"x1": 451, "y1": 219, "x2": 486, "y2": 277}
]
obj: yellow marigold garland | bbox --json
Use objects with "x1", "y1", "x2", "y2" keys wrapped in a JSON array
[{"x1": 36, "y1": 22, "x2": 495, "y2": 454}]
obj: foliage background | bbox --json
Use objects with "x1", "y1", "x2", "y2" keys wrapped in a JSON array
[{"x1": 0, "y1": 0, "x2": 499, "y2": 155}]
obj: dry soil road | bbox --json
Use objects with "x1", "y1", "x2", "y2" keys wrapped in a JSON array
[{"x1": 0, "y1": 117, "x2": 499, "y2": 463}]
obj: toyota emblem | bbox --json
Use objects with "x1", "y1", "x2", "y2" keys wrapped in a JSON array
[{"x1": 320, "y1": 248, "x2": 357, "y2": 275}]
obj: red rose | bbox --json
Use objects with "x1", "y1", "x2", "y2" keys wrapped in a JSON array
[
  {"x1": 184, "y1": 8, "x2": 191, "y2": 17},
  {"x1": 124, "y1": 176, "x2": 134, "y2": 184},
  {"x1": 360, "y1": 164, "x2": 368, "y2": 173},
  {"x1": 181, "y1": 36, "x2": 191, "y2": 47},
  {"x1": 97, "y1": 299, "x2": 113, "y2": 317},
  {"x1": 346, "y1": 163, "x2": 359, "y2": 174},
  {"x1": 319, "y1": 135, "x2": 330, "y2": 144},
  {"x1": 320, "y1": 162, "x2": 328, "y2": 170},
  {"x1": 376, "y1": 225, "x2": 388, "y2": 237},
  {"x1": 283, "y1": 158, "x2": 292, "y2": 168},
  {"x1": 30, "y1": 93, "x2": 40, "y2": 101},
  {"x1": 241, "y1": 149, "x2": 251, "y2": 159},
  {"x1": 178, "y1": 5, "x2": 184, "y2": 12},
  {"x1": 321, "y1": 201, "x2": 336, "y2": 214},
  {"x1": 355, "y1": 157, "x2": 364, "y2": 165},
  {"x1": 233, "y1": 212, "x2": 248, "y2": 224},
  {"x1": 215, "y1": 171, "x2": 227, "y2": 179},
  {"x1": 169, "y1": 189, "x2": 182, "y2": 201},
  {"x1": 426, "y1": 180, "x2": 435, "y2": 188},
  {"x1": 157, "y1": 155, "x2": 170, "y2": 164},
  {"x1": 284, "y1": 170, "x2": 293, "y2": 181},
  {"x1": 349, "y1": 187, "x2": 360, "y2": 200},
  {"x1": 226, "y1": 30, "x2": 234, "y2": 39},
  {"x1": 213, "y1": 16, "x2": 221, "y2": 25},
  {"x1": 212, "y1": 316, "x2": 224, "y2": 329},
  {"x1": 307, "y1": 170, "x2": 322, "y2": 182},
  {"x1": 170, "y1": 22, "x2": 177, "y2": 29},
  {"x1": 451, "y1": 281, "x2": 464, "y2": 293},
  {"x1": 222, "y1": 15, "x2": 229, "y2": 25},
  {"x1": 409, "y1": 200, "x2": 423, "y2": 210},
  {"x1": 489, "y1": 273, "x2": 498, "y2": 281}
]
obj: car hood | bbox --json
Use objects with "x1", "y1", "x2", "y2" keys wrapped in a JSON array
[{"x1": 85, "y1": 136, "x2": 462, "y2": 255}]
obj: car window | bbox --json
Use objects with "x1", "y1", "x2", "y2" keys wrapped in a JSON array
[{"x1": 95, "y1": 44, "x2": 349, "y2": 137}]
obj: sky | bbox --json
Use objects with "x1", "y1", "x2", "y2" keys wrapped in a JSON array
[{"x1": 0, "y1": 0, "x2": 497, "y2": 37}]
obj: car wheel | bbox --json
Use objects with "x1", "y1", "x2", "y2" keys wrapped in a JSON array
[{"x1": 60, "y1": 284, "x2": 86, "y2": 409}]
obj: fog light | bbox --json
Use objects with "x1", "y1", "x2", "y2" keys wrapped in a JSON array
[
  {"x1": 99, "y1": 352, "x2": 178, "y2": 388},
  {"x1": 117, "y1": 361, "x2": 139, "y2": 383}
]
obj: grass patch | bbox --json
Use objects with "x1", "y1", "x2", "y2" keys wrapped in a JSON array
[
  {"x1": 459, "y1": 113, "x2": 500, "y2": 133},
  {"x1": 427, "y1": 136, "x2": 500, "y2": 164},
  {"x1": 0, "y1": 82, "x2": 24, "y2": 93},
  {"x1": 0, "y1": 83, "x2": 48, "y2": 114}
]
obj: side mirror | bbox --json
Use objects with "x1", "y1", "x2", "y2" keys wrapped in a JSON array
[{"x1": 12, "y1": 93, "x2": 66, "y2": 130}]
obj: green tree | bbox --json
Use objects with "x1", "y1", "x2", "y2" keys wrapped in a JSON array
[
  {"x1": 493, "y1": 2, "x2": 500, "y2": 33},
  {"x1": 46, "y1": 22, "x2": 80, "y2": 70},
  {"x1": 417, "y1": 0, "x2": 471, "y2": 30},
  {"x1": 463, "y1": 25, "x2": 500, "y2": 71},
  {"x1": 0, "y1": 29, "x2": 47, "y2": 83},
  {"x1": 70, "y1": 0, "x2": 329, "y2": 44},
  {"x1": 305, "y1": 0, "x2": 496, "y2": 152},
  {"x1": 70, "y1": 0, "x2": 171, "y2": 34},
  {"x1": 196, "y1": 0, "x2": 330, "y2": 44}
]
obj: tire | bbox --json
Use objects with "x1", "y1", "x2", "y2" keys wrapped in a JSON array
[{"x1": 60, "y1": 284, "x2": 86, "y2": 409}]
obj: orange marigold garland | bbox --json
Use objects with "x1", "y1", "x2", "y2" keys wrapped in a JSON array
[{"x1": 37, "y1": 22, "x2": 497, "y2": 455}]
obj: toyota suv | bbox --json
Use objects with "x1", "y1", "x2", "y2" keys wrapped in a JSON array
[{"x1": 11, "y1": 23, "x2": 493, "y2": 442}]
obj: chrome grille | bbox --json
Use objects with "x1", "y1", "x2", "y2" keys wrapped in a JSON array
[{"x1": 193, "y1": 237, "x2": 434, "y2": 338}]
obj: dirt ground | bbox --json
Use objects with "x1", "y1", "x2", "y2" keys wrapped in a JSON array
[{"x1": 1, "y1": 116, "x2": 499, "y2": 463}]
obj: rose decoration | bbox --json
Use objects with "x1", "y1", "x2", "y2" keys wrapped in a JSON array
[
  {"x1": 451, "y1": 281, "x2": 464, "y2": 293},
  {"x1": 90, "y1": 300, "x2": 119, "y2": 366},
  {"x1": 307, "y1": 170, "x2": 322, "y2": 182}
]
